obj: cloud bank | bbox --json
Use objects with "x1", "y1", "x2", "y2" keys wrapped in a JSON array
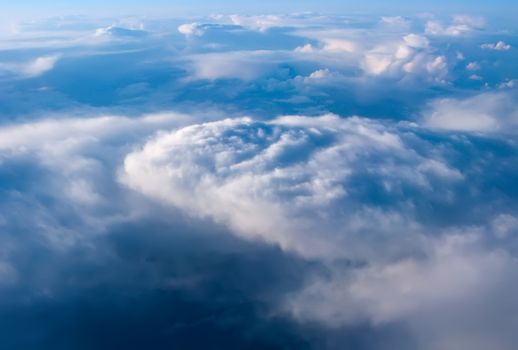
[{"x1": 1, "y1": 11, "x2": 518, "y2": 350}]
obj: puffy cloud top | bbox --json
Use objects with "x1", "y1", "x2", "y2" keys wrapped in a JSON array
[{"x1": 122, "y1": 115, "x2": 465, "y2": 259}]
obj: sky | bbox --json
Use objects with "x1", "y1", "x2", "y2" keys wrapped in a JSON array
[
  {"x1": 2, "y1": 0, "x2": 518, "y2": 17},
  {"x1": 0, "y1": 1, "x2": 518, "y2": 350}
]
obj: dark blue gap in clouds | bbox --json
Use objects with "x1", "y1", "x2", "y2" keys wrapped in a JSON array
[
  {"x1": 0, "y1": 216, "x2": 417, "y2": 350},
  {"x1": 44, "y1": 49, "x2": 180, "y2": 106}
]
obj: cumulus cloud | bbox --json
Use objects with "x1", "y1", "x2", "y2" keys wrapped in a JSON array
[
  {"x1": 117, "y1": 111, "x2": 518, "y2": 349},
  {"x1": 292, "y1": 29, "x2": 450, "y2": 84},
  {"x1": 2, "y1": 11, "x2": 518, "y2": 350},
  {"x1": 422, "y1": 92, "x2": 518, "y2": 133},
  {"x1": 178, "y1": 22, "x2": 205, "y2": 37},
  {"x1": 425, "y1": 15, "x2": 484, "y2": 36},
  {"x1": 122, "y1": 115, "x2": 467, "y2": 259},
  {"x1": 481, "y1": 41, "x2": 511, "y2": 51},
  {"x1": 361, "y1": 34, "x2": 447, "y2": 82},
  {"x1": 307, "y1": 68, "x2": 332, "y2": 80},
  {"x1": 94, "y1": 24, "x2": 148, "y2": 38},
  {"x1": 403, "y1": 33, "x2": 429, "y2": 49},
  {"x1": 0, "y1": 104, "x2": 517, "y2": 349}
]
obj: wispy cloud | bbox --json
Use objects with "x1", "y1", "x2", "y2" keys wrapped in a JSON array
[{"x1": 0, "y1": 54, "x2": 61, "y2": 78}]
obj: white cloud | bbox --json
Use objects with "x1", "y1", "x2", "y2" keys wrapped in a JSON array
[
  {"x1": 0, "y1": 112, "x2": 195, "y2": 245},
  {"x1": 294, "y1": 43, "x2": 315, "y2": 53},
  {"x1": 362, "y1": 51, "x2": 394, "y2": 75},
  {"x1": 466, "y1": 62, "x2": 480, "y2": 71},
  {"x1": 425, "y1": 15, "x2": 484, "y2": 36},
  {"x1": 0, "y1": 105, "x2": 517, "y2": 348},
  {"x1": 321, "y1": 38, "x2": 357, "y2": 53},
  {"x1": 0, "y1": 12, "x2": 517, "y2": 349},
  {"x1": 422, "y1": 92, "x2": 518, "y2": 133},
  {"x1": 184, "y1": 50, "x2": 283, "y2": 81},
  {"x1": 286, "y1": 230, "x2": 518, "y2": 350},
  {"x1": 307, "y1": 68, "x2": 331, "y2": 80},
  {"x1": 178, "y1": 22, "x2": 205, "y2": 37},
  {"x1": 122, "y1": 115, "x2": 464, "y2": 259},
  {"x1": 22, "y1": 54, "x2": 61, "y2": 77},
  {"x1": 380, "y1": 16, "x2": 410, "y2": 28},
  {"x1": 209, "y1": 14, "x2": 326, "y2": 32},
  {"x1": 94, "y1": 24, "x2": 148, "y2": 38},
  {"x1": 361, "y1": 34, "x2": 447, "y2": 82},
  {"x1": 0, "y1": 54, "x2": 61, "y2": 78},
  {"x1": 0, "y1": 113, "x2": 191, "y2": 153},
  {"x1": 227, "y1": 14, "x2": 284, "y2": 31},
  {"x1": 287, "y1": 233, "x2": 513, "y2": 324},
  {"x1": 481, "y1": 41, "x2": 511, "y2": 51},
  {"x1": 403, "y1": 33, "x2": 429, "y2": 49},
  {"x1": 498, "y1": 79, "x2": 517, "y2": 89}
]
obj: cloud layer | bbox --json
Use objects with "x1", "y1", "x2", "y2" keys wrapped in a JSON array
[{"x1": 1, "y1": 11, "x2": 518, "y2": 350}]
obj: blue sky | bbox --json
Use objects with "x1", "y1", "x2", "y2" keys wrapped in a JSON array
[
  {"x1": 2, "y1": 0, "x2": 518, "y2": 17},
  {"x1": 0, "y1": 4, "x2": 518, "y2": 350}
]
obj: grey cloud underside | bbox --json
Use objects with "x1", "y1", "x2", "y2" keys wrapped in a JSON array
[{"x1": 1, "y1": 12, "x2": 518, "y2": 350}]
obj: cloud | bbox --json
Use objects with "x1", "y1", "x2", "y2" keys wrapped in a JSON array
[
  {"x1": 0, "y1": 113, "x2": 191, "y2": 152},
  {"x1": 287, "y1": 231, "x2": 518, "y2": 350},
  {"x1": 0, "y1": 54, "x2": 61, "y2": 78},
  {"x1": 469, "y1": 74, "x2": 483, "y2": 81},
  {"x1": 183, "y1": 50, "x2": 284, "y2": 81},
  {"x1": 498, "y1": 79, "x2": 517, "y2": 89},
  {"x1": 292, "y1": 29, "x2": 450, "y2": 85},
  {"x1": 117, "y1": 111, "x2": 518, "y2": 349},
  {"x1": 425, "y1": 15, "x2": 484, "y2": 36},
  {"x1": 224, "y1": 14, "x2": 285, "y2": 31},
  {"x1": 360, "y1": 34, "x2": 447, "y2": 82},
  {"x1": 21, "y1": 55, "x2": 61, "y2": 77},
  {"x1": 288, "y1": 233, "x2": 516, "y2": 323},
  {"x1": 1, "y1": 11, "x2": 518, "y2": 350},
  {"x1": 481, "y1": 41, "x2": 511, "y2": 51},
  {"x1": 321, "y1": 38, "x2": 358, "y2": 53},
  {"x1": 380, "y1": 16, "x2": 410, "y2": 28},
  {"x1": 94, "y1": 24, "x2": 148, "y2": 38},
  {"x1": 492, "y1": 214, "x2": 518, "y2": 239},
  {"x1": 307, "y1": 68, "x2": 332, "y2": 80},
  {"x1": 0, "y1": 106, "x2": 517, "y2": 349},
  {"x1": 403, "y1": 34, "x2": 429, "y2": 49},
  {"x1": 422, "y1": 92, "x2": 518, "y2": 133},
  {"x1": 0, "y1": 112, "x2": 195, "y2": 249},
  {"x1": 209, "y1": 14, "x2": 317, "y2": 32},
  {"x1": 178, "y1": 22, "x2": 205, "y2": 37},
  {"x1": 466, "y1": 61, "x2": 480, "y2": 71},
  {"x1": 121, "y1": 114, "x2": 467, "y2": 259}
]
